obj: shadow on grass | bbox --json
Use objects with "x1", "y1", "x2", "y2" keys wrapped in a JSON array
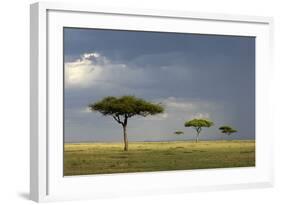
[
  {"x1": 240, "y1": 151, "x2": 254, "y2": 154},
  {"x1": 192, "y1": 150, "x2": 207, "y2": 152}
]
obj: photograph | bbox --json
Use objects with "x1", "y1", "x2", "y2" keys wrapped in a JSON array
[{"x1": 63, "y1": 27, "x2": 255, "y2": 176}]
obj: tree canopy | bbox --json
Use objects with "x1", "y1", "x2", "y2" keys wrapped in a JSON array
[
  {"x1": 219, "y1": 126, "x2": 237, "y2": 135},
  {"x1": 89, "y1": 96, "x2": 164, "y2": 122},
  {"x1": 184, "y1": 119, "x2": 214, "y2": 129}
]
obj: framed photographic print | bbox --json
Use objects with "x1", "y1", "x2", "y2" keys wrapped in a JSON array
[{"x1": 30, "y1": 2, "x2": 274, "y2": 202}]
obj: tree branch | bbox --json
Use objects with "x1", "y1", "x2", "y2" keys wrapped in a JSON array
[
  {"x1": 195, "y1": 127, "x2": 202, "y2": 135},
  {"x1": 124, "y1": 115, "x2": 128, "y2": 126},
  {"x1": 127, "y1": 113, "x2": 135, "y2": 118},
  {"x1": 113, "y1": 115, "x2": 122, "y2": 124}
]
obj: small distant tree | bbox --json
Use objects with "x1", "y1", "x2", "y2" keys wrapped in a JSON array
[
  {"x1": 88, "y1": 96, "x2": 164, "y2": 151},
  {"x1": 184, "y1": 119, "x2": 214, "y2": 142},
  {"x1": 219, "y1": 126, "x2": 237, "y2": 140},
  {"x1": 174, "y1": 131, "x2": 184, "y2": 135}
]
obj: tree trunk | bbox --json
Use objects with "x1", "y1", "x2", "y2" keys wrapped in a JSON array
[
  {"x1": 123, "y1": 125, "x2": 128, "y2": 151},
  {"x1": 196, "y1": 132, "x2": 199, "y2": 143}
]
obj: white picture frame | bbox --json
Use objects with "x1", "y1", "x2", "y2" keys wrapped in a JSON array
[{"x1": 30, "y1": 1, "x2": 274, "y2": 202}]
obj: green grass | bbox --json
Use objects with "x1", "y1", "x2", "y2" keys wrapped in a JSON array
[{"x1": 64, "y1": 140, "x2": 255, "y2": 176}]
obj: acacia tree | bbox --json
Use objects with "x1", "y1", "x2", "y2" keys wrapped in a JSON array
[
  {"x1": 174, "y1": 131, "x2": 184, "y2": 135},
  {"x1": 184, "y1": 119, "x2": 214, "y2": 142},
  {"x1": 219, "y1": 126, "x2": 237, "y2": 140},
  {"x1": 88, "y1": 96, "x2": 164, "y2": 151}
]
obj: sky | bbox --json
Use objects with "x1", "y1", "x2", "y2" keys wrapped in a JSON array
[{"x1": 63, "y1": 27, "x2": 255, "y2": 143}]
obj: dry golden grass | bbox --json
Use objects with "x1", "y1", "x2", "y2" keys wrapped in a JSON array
[{"x1": 64, "y1": 140, "x2": 255, "y2": 176}]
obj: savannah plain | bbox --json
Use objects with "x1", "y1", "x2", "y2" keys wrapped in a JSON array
[{"x1": 64, "y1": 140, "x2": 255, "y2": 176}]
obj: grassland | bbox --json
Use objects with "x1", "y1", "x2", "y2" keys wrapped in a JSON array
[{"x1": 64, "y1": 140, "x2": 255, "y2": 176}]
